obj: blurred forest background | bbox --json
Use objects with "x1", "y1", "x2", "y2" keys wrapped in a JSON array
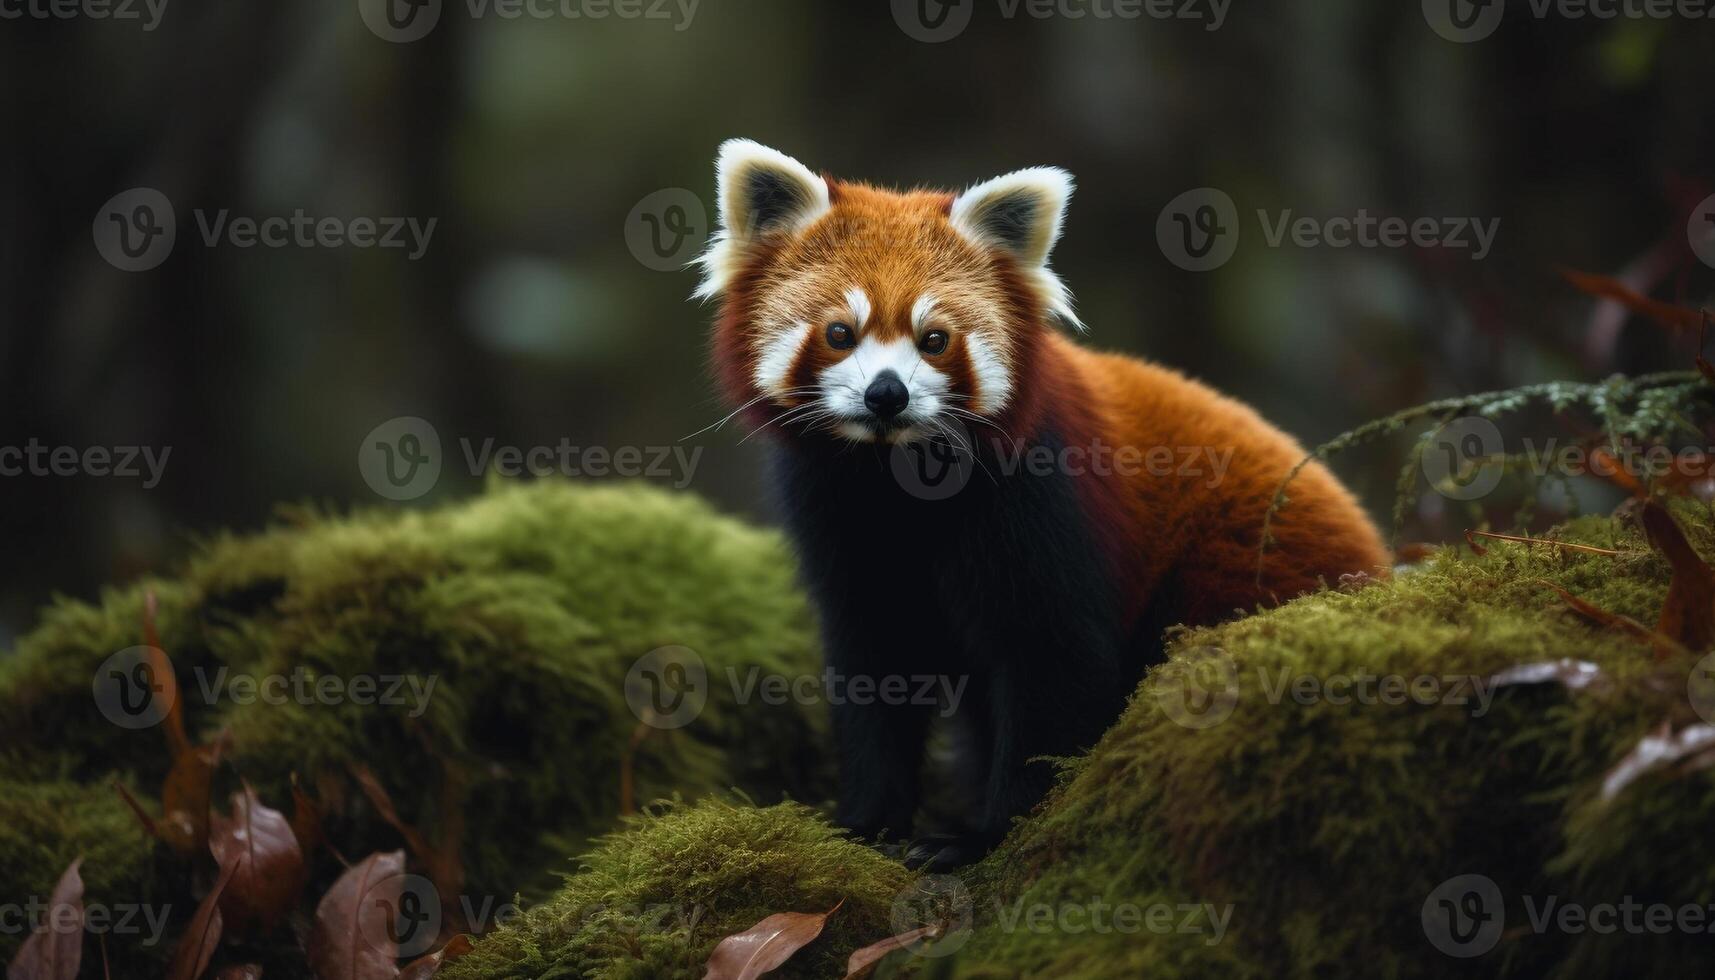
[{"x1": 3, "y1": 0, "x2": 1715, "y2": 642}]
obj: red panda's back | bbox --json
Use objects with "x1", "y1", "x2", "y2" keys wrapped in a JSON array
[{"x1": 1055, "y1": 333, "x2": 1391, "y2": 626}]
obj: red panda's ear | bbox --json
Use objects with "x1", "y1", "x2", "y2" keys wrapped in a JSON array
[
  {"x1": 951, "y1": 167, "x2": 1082, "y2": 330},
  {"x1": 694, "y1": 140, "x2": 830, "y2": 300}
]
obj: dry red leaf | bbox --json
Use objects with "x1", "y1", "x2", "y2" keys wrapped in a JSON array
[
  {"x1": 1561, "y1": 268, "x2": 1705, "y2": 334},
  {"x1": 208, "y1": 783, "x2": 307, "y2": 937},
  {"x1": 1534, "y1": 580, "x2": 1684, "y2": 659},
  {"x1": 121, "y1": 592, "x2": 223, "y2": 857},
  {"x1": 397, "y1": 934, "x2": 474, "y2": 980},
  {"x1": 702, "y1": 901, "x2": 843, "y2": 980},
  {"x1": 289, "y1": 772, "x2": 324, "y2": 858},
  {"x1": 307, "y1": 850, "x2": 407, "y2": 980},
  {"x1": 168, "y1": 860, "x2": 237, "y2": 980},
  {"x1": 349, "y1": 765, "x2": 466, "y2": 935},
  {"x1": 6, "y1": 858, "x2": 84, "y2": 980},
  {"x1": 1640, "y1": 500, "x2": 1715, "y2": 654},
  {"x1": 841, "y1": 924, "x2": 940, "y2": 979}
]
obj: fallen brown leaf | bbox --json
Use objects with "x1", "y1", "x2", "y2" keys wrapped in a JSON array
[
  {"x1": 1533, "y1": 580, "x2": 1683, "y2": 659},
  {"x1": 6, "y1": 858, "x2": 84, "y2": 980},
  {"x1": 702, "y1": 901, "x2": 843, "y2": 980},
  {"x1": 307, "y1": 850, "x2": 407, "y2": 980},
  {"x1": 208, "y1": 783, "x2": 307, "y2": 936},
  {"x1": 289, "y1": 772, "x2": 324, "y2": 858},
  {"x1": 349, "y1": 764, "x2": 465, "y2": 935},
  {"x1": 1640, "y1": 500, "x2": 1715, "y2": 654},
  {"x1": 167, "y1": 860, "x2": 237, "y2": 980},
  {"x1": 842, "y1": 924, "x2": 940, "y2": 979},
  {"x1": 1561, "y1": 269, "x2": 1705, "y2": 334},
  {"x1": 397, "y1": 934, "x2": 474, "y2": 980}
]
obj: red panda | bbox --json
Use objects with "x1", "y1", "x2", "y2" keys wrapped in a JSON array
[{"x1": 697, "y1": 139, "x2": 1390, "y2": 870}]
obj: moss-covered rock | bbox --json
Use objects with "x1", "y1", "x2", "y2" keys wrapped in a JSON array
[
  {"x1": 0, "y1": 481, "x2": 830, "y2": 973},
  {"x1": 451, "y1": 500, "x2": 1715, "y2": 979},
  {"x1": 442, "y1": 798, "x2": 914, "y2": 980}
]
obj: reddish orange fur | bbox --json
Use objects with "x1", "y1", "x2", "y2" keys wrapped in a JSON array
[{"x1": 713, "y1": 175, "x2": 1390, "y2": 634}]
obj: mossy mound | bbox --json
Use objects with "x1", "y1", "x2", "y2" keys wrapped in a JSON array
[
  {"x1": 0, "y1": 481, "x2": 830, "y2": 973},
  {"x1": 441, "y1": 798, "x2": 914, "y2": 980},
  {"x1": 954, "y1": 502, "x2": 1709, "y2": 979},
  {"x1": 456, "y1": 500, "x2": 1715, "y2": 979}
]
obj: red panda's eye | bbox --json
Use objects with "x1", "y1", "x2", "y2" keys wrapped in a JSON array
[
  {"x1": 920, "y1": 330, "x2": 949, "y2": 356},
  {"x1": 826, "y1": 323, "x2": 856, "y2": 350}
]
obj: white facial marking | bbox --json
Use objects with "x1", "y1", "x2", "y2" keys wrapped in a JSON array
[
  {"x1": 911, "y1": 293, "x2": 938, "y2": 333},
  {"x1": 752, "y1": 321, "x2": 811, "y2": 395},
  {"x1": 818, "y1": 335, "x2": 952, "y2": 443},
  {"x1": 844, "y1": 287, "x2": 872, "y2": 330},
  {"x1": 963, "y1": 332, "x2": 1012, "y2": 413}
]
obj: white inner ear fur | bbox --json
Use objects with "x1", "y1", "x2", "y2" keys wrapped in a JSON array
[
  {"x1": 694, "y1": 139, "x2": 830, "y2": 300},
  {"x1": 950, "y1": 167, "x2": 1083, "y2": 331}
]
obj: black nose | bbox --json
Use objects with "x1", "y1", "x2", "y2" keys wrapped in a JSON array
[{"x1": 864, "y1": 370, "x2": 910, "y2": 420}]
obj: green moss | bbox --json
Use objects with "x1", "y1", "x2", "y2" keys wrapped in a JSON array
[
  {"x1": 948, "y1": 500, "x2": 1715, "y2": 979},
  {"x1": 9, "y1": 482, "x2": 1714, "y2": 978},
  {"x1": 458, "y1": 501, "x2": 1715, "y2": 980},
  {"x1": 0, "y1": 481, "x2": 829, "y2": 974},
  {"x1": 441, "y1": 798, "x2": 914, "y2": 980}
]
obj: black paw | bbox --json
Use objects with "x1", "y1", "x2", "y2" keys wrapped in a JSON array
[{"x1": 902, "y1": 832, "x2": 991, "y2": 871}]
